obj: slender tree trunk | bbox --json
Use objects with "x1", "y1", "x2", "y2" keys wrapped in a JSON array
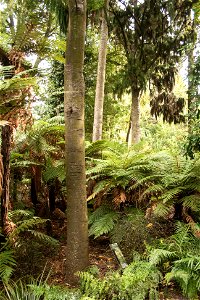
[
  {"x1": 128, "y1": 87, "x2": 140, "y2": 145},
  {"x1": 188, "y1": 47, "x2": 195, "y2": 133},
  {"x1": 64, "y1": 0, "x2": 88, "y2": 281},
  {"x1": 1, "y1": 125, "x2": 13, "y2": 235},
  {"x1": 92, "y1": 0, "x2": 109, "y2": 142}
]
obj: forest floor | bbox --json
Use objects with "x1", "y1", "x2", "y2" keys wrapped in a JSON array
[
  {"x1": 9, "y1": 216, "x2": 188, "y2": 300},
  {"x1": 47, "y1": 233, "x2": 188, "y2": 300}
]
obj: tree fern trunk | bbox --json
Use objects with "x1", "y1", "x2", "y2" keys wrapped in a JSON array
[
  {"x1": 1, "y1": 125, "x2": 13, "y2": 235},
  {"x1": 64, "y1": 0, "x2": 88, "y2": 282}
]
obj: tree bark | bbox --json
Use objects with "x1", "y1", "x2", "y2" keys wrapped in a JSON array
[
  {"x1": 92, "y1": 0, "x2": 109, "y2": 142},
  {"x1": 128, "y1": 87, "x2": 140, "y2": 145},
  {"x1": 1, "y1": 125, "x2": 13, "y2": 235},
  {"x1": 64, "y1": 0, "x2": 88, "y2": 281}
]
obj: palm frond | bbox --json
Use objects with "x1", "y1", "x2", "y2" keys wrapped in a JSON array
[{"x1": 43, "y1": 0, "x2": 68, "y2": 34}]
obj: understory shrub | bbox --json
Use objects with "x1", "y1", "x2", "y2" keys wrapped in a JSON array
[
  {"x1": 79, "y1": 260, "x2": 162, "y2": 300},
  {"x1": 149, "y1": 222, "x2": 200, "y2": 299},
  {"x1": 0, "y1": 279, "x2": 81, "y2": 300}
]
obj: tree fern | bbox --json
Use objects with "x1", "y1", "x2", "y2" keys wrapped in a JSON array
[{"x1": 42, "y1": 158, "x2": 65, "y2": 183}]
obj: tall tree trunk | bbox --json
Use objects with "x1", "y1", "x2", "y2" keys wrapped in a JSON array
[
  {"x1": 1, "y1": 125, "x2": 13, "y2": 235},
  {"x1": 64, "y1": 0, "x2": 88, "y2": 281},
  {"x1": 128, "y1": 87, "x2": 140, "y2": 145},
  {"x1": 92, "y1": 0, "x2": 109, "y2": 142}
]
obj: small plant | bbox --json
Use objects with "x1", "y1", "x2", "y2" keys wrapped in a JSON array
[{"x1": 2, "y1": 210, "x2": 59, "y2": 278}]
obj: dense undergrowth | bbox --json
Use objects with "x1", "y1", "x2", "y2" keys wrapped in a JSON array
[{"x1": 1, "y1": 137, "x2": 200, "y2": 299}]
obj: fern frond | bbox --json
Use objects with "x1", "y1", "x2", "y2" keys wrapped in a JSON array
[
  {"x1": 182, "y1": 194, "x2": 200, "y2": 212},
  {"x1": 28, "y1": 230, "x2": 59, "y2": 246},
  {"x1": 0, "y1": 251, "x2": 16, "y2": 283},
  {"x1": 89, "y1": 208, "x2": 119, "y2": 238},
  {"x1": 88, "y1": 206, "x2": 114, "y2": 225},
  {"x1": 149, "y1": 249, "x2": 177, "y2": 265},
  {"x1": 8, "y1": 217, "x2": 47, "y2": 242},
  {"x1": 9, "y1": 209, "x2": 34, "y2": 220},
  {"x1": 153, "y1": 202, "x2": 174, "y2": 218},
  {"x1": 165, "y1": 269, "x2": 189, "y2": 288},
  {"x1": 162, "y1": 187, "x2": 184, "y2": 203},
  {"x1": 43, "y1": 158, "x2": 65, "y2": 182}
]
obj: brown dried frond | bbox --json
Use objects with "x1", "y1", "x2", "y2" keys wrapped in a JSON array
[
  {"x1": 8, "y1": 49, "x2": 25, "y2": 73},
  {"x1": 3, "y1": 221, "x2": 16, "y2": 236},
  {"x1": 182, "y1": 207, "x2": 200, "y2": 238},
  {"x1": 113, "y1": 188, "x2": 126, "y2": 208}
]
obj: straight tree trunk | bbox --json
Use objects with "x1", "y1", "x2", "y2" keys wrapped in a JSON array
[
  {"x1": 64, "y1": 0, "x2": 88, "y2": 281},
  {"x1": 128, "y1": 87, "x2": 140, "y2": 145},
  {"x1": 188, "y1": 47, "x2": 195, "y2": 133},
  {"x1": 92, "y1": 0, "x2": 109, "y2": 142},
  {"x1": 1, "y1": 125, "x2": 13, "y2": 235}
]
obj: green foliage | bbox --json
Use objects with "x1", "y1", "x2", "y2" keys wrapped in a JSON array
[
  {"x1": 0, "y1": 251, "x2": 16, "y2": 283},
  {"x1": 6, "y1": 211, "x2": 59, "y2": 249},
  {"x1": 43, "y1": 0, "x2": 68, "y2": 34},
  {"x1": 0, "y1": 279, "x2": 41, "y2": 300},
  {"x1": 0, "y1": 67, "x2": 36, "y2": 114},
  {"x1": 89, "y1": 206, "x2": 119, "y2": 238},
  {"x1": 29, "y1": 282, "x2": 81, "y2": 300},
  {"x1": 87, "y1": 0, "x2": 104, "y2": 12},
  {"x1": 0, "y1": 278, "x2": 81, "y2": 300},
  {"x1": 111, "y1": 209, "x2": 151, "y2": 259},
  {"x1": 165, "y1": 255, "x2": 200, "y2": 299},
  {"x1": 86, "y1": 140, "x2": 162, "y2": 207},
  {"x1": 149, "y1": 222, "x2": 200, "y2": 299},
  {"x1": 79, "y1": 260, "x2": 161, "y2": 300},
  {"x1": 42, "y1": 158, "x2": 65, "y2": 183}
]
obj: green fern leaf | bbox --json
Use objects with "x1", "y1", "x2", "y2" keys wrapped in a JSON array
[
  {"x1": 28, "y1": 230, "x2": 59, "y2": 246},
  {"x1": 0, "y1": 251, "x2": 16, "y2": 283},
  {"x1": 89, "y1": 211, "x2": 119, "y2": 238},
  {"x1": 149, "y1": 249, "x2": 177, "y2": 265}
]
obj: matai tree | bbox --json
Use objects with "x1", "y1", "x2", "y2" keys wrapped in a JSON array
[{"x1": 110, "y1": 0, "x2": 195, "y2": 144}]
